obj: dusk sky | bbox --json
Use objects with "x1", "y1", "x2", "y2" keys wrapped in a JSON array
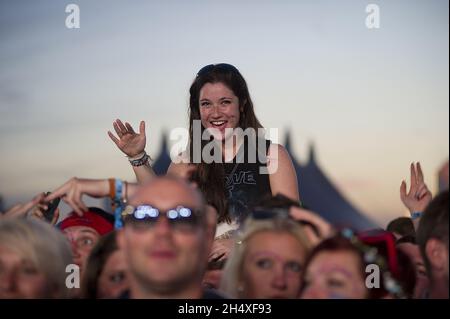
[{"x1": 0, "y1": 0, "x2": 448, "y2": 226}]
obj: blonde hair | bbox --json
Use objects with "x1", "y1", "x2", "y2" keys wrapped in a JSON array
[
  {"x1": 0, "y1": 218, "x2": 73, "y2": 298},
  {"x1": 219, "y1": 216, "x2": 312, "y2": 298}
]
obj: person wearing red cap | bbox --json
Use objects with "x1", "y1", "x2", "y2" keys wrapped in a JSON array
[
  {"x1": 45, "y1": 176, "x2": 223, "y2": 299},
  {"x1": 58, "y1": 207, "x2": 114, "y2": 274}
]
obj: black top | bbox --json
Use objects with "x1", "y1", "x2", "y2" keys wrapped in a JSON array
[{"x1": 224, "y1": 138, "x2": 272, "y2": 222}]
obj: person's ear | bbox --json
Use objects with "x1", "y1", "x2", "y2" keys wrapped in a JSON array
[{"x1": 425, "y1": 238, "x2": 447, "y2": 274}]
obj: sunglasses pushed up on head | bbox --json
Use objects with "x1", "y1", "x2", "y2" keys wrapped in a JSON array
[{"x1": 196, "y1": 63, "x2": 240, "y2": 77}]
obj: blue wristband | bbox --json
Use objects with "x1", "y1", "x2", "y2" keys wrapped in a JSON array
[
  {"x1": 115, "y1": 179, "x2": 123, "y2": 202},
  {"x1": 411, "y1": 211, "x2": 423, "y2": 220},
  {"x1": 114, "y1": 179, "x2": 124, "y2": 229}
]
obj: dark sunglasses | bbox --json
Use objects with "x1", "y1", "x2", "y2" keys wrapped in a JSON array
[
  {"x1": 123, "y1": 205, "x2": 203, "y2": 232},
  {"x1": 196, "y1": 63, "x2": 240, "y2": 77}
]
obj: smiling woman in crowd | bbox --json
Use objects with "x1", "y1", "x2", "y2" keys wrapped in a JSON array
[{"x1": 108, "y1": 63, "x2": 300, "y2": 237}]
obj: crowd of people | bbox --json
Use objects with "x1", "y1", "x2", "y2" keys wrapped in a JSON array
[{"x1": 0, "y1": 64, "x2": 448, "y2": 299}]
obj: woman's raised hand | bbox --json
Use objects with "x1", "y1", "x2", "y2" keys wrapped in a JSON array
[
  {"x1": 400, "y1": 162, "x2": 433, "y2": 214},
  {"x1": 108, "y1": 119, "x2": 146, "y2": 157}
]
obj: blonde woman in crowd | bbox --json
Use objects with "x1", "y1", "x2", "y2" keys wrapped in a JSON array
[
  {"x1": 0, "y1": 218, "x2": 73, "y2": 298},
  {"x1": 220, "y1": 211, "x2": 312, "y2": 298}
]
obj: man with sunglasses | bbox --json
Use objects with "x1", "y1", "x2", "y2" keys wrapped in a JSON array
[{"x1": 117, "y1": 176, "x2": 223, "y2": 299}]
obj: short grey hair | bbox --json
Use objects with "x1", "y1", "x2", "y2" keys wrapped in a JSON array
[{"x1": 0, "y1": 218, "x2": 73, "y2": 298}]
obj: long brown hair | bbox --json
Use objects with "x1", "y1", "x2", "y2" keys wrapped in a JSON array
[{"x1": 188, "y1": 64, "x2": 263, "y2": 223}]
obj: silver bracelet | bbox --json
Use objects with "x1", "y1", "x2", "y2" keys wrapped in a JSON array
[
  {"x1": 411, "y1": 211, "x2": 423, "y2": 220},
  {"x1": 129, "y1": 153, "x2": 151, "y2": 167}
]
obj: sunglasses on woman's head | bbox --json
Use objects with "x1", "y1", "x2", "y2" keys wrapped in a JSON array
[
  {"x1": 123, "y1": 205, "x2": 203, "y2": 232},
  {"x1": 196, "y1": 63, "x2": 240, "y2": 77}
]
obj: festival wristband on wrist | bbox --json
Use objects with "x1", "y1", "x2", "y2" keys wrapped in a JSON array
[
  {"x1": 114, "y1": 179, "x2": 124, "y2": 229},
  {"x1": 411, "y1": 211, "x2": 423, "y2": 220},
  {"x1": 127, "y1": 151, "x2": 147, "y2": 161},
  {"x1": 128, "y1": 152, "x2": 151, "y2": 167},
  {"x1": 114, "y1": 179, "x2": 123, "y2": 204},
  {"x1": 108, "y1": 178, "x2": 116, "y2": 200}
]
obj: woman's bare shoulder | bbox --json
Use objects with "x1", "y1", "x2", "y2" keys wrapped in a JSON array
[{"x1": 267, "y1": 143, "x2": 290, "y2": 161}]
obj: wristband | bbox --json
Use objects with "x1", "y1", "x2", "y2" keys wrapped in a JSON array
[
  {"x1": 108, "y1": 178, "x2": 115, "y2": 199},
  {"x1": 127, "y1": 151, "x2": 147, "y2": 161},
  {"x1": 114, "y1": 179, "x2": 124, "y2": 229},
  {"x1": 114, "y1": 179, "x2": 123, "y2": 202},
  {"x1": 411, "y1": 211, "x2": 423, "y2": 220},
  {"x1": 129, "y1": 153, "x2": 150, "y2": 167}
]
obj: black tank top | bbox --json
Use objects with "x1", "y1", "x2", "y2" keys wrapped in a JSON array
[{"x1": 224, "y1": 138, "x2": 272, "y2": 221}]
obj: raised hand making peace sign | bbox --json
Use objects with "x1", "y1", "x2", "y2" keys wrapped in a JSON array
[{"x1": 400, "y1": 162, "x2": 432, "y2": 215}]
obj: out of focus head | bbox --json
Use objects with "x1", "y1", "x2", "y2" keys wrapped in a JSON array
[
  {"x1": 300, "y1": 234, "x2": 369, "y2": 299},
  {"x1": 0, "y1": 218, "x2": 73, "y2": 298},
  {"x1": 58, "y1": 207, "x2": 114, "y2": 273},
  {"x1": 220, "y1": 212, "x2": 312, "y2": 299},
  {"x1": 300, "y1": 230, "x2": 409, "y2": 299},
  {"x1": 118, "y1": 176, "x2": 211, "y2": 296},
  {"x1": 203, "y1": 258, "x2": 227, "y2": 290},
  {"x1": 386, "y1": 217, "x2": 415, "y2": 240},
  {"x1": 358, "y1": 229, "x2": 416, "y2": 298},
  {"x1": 417, "y1": 191, "x2": 449, "y2": 292},
  {"x1": 81, "y1": 231, "x2": 128, "y2": 299},
  {"x1": 396, "y1": 236, "x2": 429, "y2": 299}
]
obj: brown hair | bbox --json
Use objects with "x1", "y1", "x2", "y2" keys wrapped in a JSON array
[
  {"x1": 188, "y1": 64, "x2": 263, "y2": 223},
  {"x1": 386, "y1": 217, "x2": 415, "y2": 238}
]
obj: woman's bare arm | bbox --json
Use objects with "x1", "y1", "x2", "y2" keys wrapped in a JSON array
[
  {"x1": 267, "y1": 143, "x2": 300, "y2": 202},
  {"x1": 108, "y1": 119, "x2": 156, "y2": 183}
]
